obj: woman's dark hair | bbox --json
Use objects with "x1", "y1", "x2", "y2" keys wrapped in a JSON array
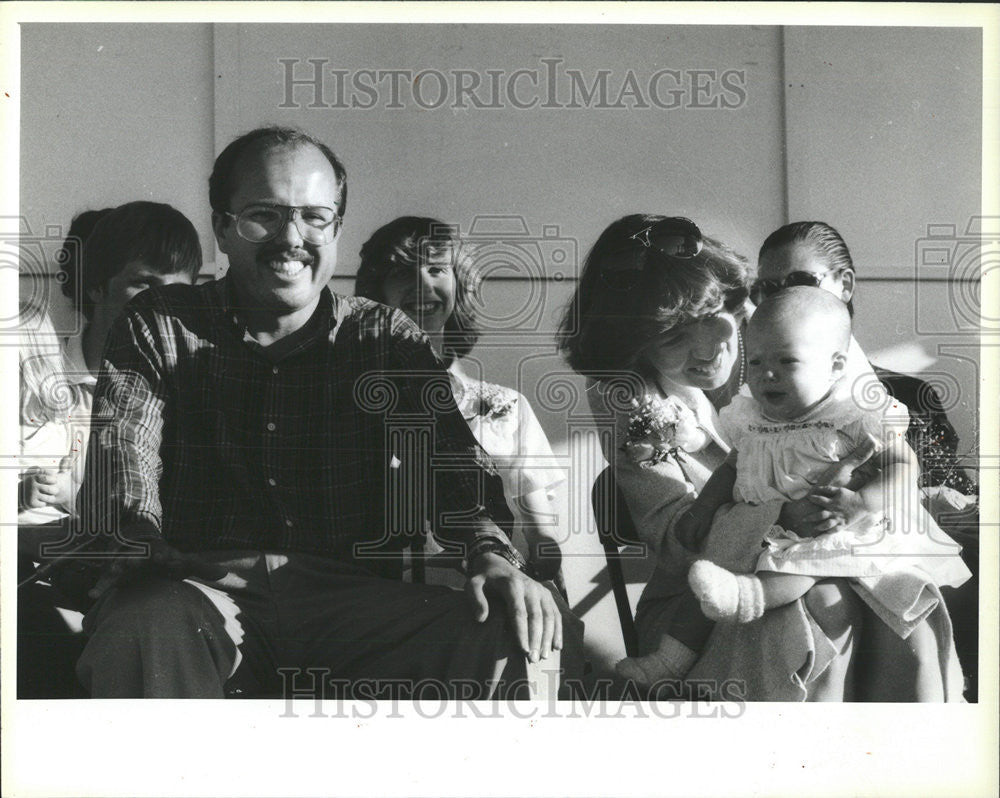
[
  {"x1": 758, "y1": 221, "x2": 855, "y2": 317},
  {"x1": 78, "y1": 201, "x2": 202, "y2": 321},
  {"x1": 58, "y1": 207, "x2": 115, "y2": 310},
  {"x1": 208, "y1": 125, "x2": 347, "y2": 218},
  {"x1": 558, "y1": 214, "x2": 751, "y2": 380},
  {"x1": 356, "y1": 216, "x2": 481, "y2": 361}
]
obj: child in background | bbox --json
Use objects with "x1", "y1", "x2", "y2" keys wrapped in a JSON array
[
  {"x1": 617, "y1": 287, "x2": 970, "y2": 691},
  {"x1": 18, "y1": 209, "x2": 111, "y2": 527},
  {"x1": 17, "y1": 300, "x2": 93, "y2": 698},
  {"x1": 62, "y1": 201, "x2": 203, "y2": 376},
  {"x1": 19, "y1": 203, "x2": 202, "y2": 697},
  {"x1": 18, "y1": 300, "x2": 91, "y2": 527}
]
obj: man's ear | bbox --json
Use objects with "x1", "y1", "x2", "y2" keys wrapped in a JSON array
[
  {"x1": 212, "y1": 211, "x2": 233, "y2": 255},
  {"x1": 839, "y1": 269, "x2": 856, "y2": 303}
]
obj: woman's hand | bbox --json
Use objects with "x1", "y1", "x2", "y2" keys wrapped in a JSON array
[
  {"x1": 805, "y1": 485, "x2": 870, "y2": 533},
  {"x1": 777, "y1": 496, "x2": 829, "y2": 538},
  {"x1": 779, "y1": 437, "x2": 883, "y2": 536},
  {"x1": 813, "y1": 434, "x2": 883, "y2": 490},
  {"x1": 779, "y1": 487, "x2": 870, "y2": 537}
]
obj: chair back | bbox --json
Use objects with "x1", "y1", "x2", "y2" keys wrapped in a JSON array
[
  {"x1": 591, "y1": 467, "x2": 643, "y2": 549},
  {"x1": 590, "y1": 466, "x2": 642, "y2": 656}
]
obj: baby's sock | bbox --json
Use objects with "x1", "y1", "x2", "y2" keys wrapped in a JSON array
[
  {"x1": 615, "y1": 635, "x2": 697, "y2": 687},
  {"x1": 688, "y1": 560, "x2": 765, "y2": 624}
]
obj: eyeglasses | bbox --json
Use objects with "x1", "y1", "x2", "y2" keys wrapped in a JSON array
[
  {"x1": 749, "y1": 269, "x2": 842, "y2": 305},
  {"x1": 224, "y1": 204, "x2": 341, "y2": 245},
  {"x1": 600, "y1": 217, "x2": 704, "y2": 291}
]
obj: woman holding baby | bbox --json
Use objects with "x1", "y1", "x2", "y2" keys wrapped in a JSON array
[{"x1": 559, "y1": 216, "x2": 969, "y2": 701}]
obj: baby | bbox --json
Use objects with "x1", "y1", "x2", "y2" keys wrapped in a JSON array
[
  {"x1": 617, "y1": 286, "x2": 971, "y2": 686},
  {"x1": 18, "y1": 302, "x2": 90, "y2": 528}
]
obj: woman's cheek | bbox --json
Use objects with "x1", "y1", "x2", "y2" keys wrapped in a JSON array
[
  {"x1": 709, "y1": 313, "x2": 739, "y2": 340},
  {"x1": 647, "y1": 344, "x2": 689, "y2": 377}
]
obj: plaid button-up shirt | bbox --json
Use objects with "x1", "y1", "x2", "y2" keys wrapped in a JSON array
[{"x1": 80, "y1": 278, "x2": 514, "y2": 579}]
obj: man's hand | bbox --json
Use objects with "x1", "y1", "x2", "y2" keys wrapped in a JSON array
[
  {"x1": 465, "y1": 552, "x2": 563, "y2": 664},
  {"x1": 89, "y1": 537, "x2": 228, "y2": 600},
  {"x1": 676, "y1": 503, "x2": 714, "y2": 551},
  {"x1": 19, "y1": 466, "x2": 73, "y2": 511}
]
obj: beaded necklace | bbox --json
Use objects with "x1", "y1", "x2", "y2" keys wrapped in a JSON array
[{"x1": 736, "y1": 329, "x2": 746, "y2": 388}]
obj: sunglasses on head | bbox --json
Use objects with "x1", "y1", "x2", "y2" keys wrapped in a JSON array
[
  {"x1": 600, "y1": 217, "x2": 704, "y2": 291},
  {"x1": 749, "y1": 269, "x2": 842, "y2": 305}
]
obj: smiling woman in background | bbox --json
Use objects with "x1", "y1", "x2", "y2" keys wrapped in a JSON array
[{"x1": 356, "y1": 217, "x2": 568, "y2": 594}]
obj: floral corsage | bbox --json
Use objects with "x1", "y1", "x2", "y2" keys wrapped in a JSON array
[
  {"x1": 622, "y1": 395, "x2": 703, "y2": 468},
  {"x1": 457, "y1": 380, "x2": 518, "y2": 421}
]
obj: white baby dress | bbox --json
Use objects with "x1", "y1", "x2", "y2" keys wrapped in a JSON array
[{"x1": 719, "y1": 386, "x2": 971, "y2": 636}]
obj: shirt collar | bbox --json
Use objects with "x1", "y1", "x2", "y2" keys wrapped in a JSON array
[{"x1": 213, "y1": 274, "x2": 341, "y2": 345}]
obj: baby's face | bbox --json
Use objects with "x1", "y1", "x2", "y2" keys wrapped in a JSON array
[{"x1": 746, "y1": 317, "x2": 843, "y2": 420}]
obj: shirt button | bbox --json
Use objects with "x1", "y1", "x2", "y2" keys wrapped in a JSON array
[
  {"x1": 272, "y1": 366, "x2": 279, "y2": 375},
  {"x1": 285, "y1": 519, "x2": 294, "y2": 528},
  {"x1": 267, "y1": 422, "x2": 276, "y2": 432},
  {"x1": 268, "y1": 478, "x2": 277, "y2": 487}
]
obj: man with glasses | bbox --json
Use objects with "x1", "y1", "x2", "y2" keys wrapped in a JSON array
[{"x1": 75, "y1": 126, "x2": 575, "y2": 698}]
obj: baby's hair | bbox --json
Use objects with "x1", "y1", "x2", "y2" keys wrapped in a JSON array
[
  {"x1": 355, "y1": 216, "x2": 481, "y2": 361},
  {"x1": 19, "y1": 299, "x2": 84, "y2": 426},
  {"x1": 758, "y1": 221, "x2": 855, "y2": 317},
  {"x1": 750, "y1": 285, "x2": 852, "y2": 351}
]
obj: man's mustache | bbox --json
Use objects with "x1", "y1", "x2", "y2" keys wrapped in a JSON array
[{"x1": 257, "y1": 249, "x2": 314, "y2": 265}]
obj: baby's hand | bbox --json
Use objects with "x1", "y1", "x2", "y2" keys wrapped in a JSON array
[
  {"x1": 676, "y1": 504, "x2": 714, "y2": 551},
  {"x1": 805, "y1": 485, "x2": 870, "y2": 533},
  {"x1": 19, "y1": 464, "x2": 74, "y2": 511}
]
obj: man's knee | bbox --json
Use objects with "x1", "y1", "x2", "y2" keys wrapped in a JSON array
[
  {"x1": 84, "y1": 577, "x2": 217, "y2": 638},
  {"x1": 78, "y1": 577, "x2": 235, "y2": 698}
]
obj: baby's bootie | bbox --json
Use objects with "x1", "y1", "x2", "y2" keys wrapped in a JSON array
[{"x1": 688, "y1": 560, "x2": 765, "y2": 624}]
